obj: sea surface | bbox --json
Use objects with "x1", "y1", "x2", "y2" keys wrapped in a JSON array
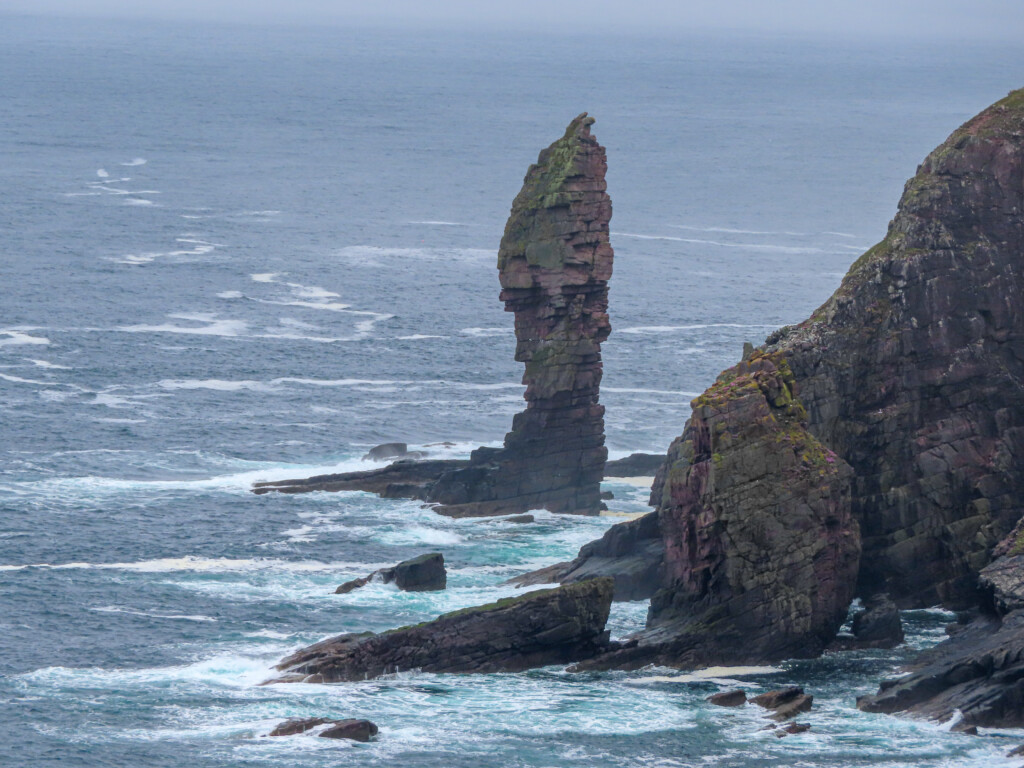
[{"x1": 3, "y1": 14, "x2": 1024, "y2": 766}]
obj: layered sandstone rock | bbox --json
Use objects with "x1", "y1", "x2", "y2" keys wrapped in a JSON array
[
  {"x1": 267, "y1": 578, "x2": 614, "y2": 683},
  {"x1": 569, "y1": 89, "x2": 1024, "y2": 672},
  {"x1": 763, "y1": 89, "x2": 1024, "y2": 608},
  {"x1": 254, "y1": 114, "x2": 614, "y2": 516}
]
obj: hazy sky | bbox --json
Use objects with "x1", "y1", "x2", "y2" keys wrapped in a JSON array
[{"x1": 5, "y1": 0, "x2": 1024, "y2": 39}]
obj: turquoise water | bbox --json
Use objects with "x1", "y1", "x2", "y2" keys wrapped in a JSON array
[{"x1": 3, "y1": 14, "x2": 1024, "y2": 766}]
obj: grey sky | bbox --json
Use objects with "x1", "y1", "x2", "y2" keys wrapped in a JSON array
[{"x1": 4, "y1": 0, "x2": 1024, "y2": 39}]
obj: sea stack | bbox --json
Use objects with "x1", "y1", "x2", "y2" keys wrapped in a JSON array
[
  {"x1": 426, "y1": 113, "x2": 614, "y2": 516},
  {"x1": 254, "y1": 113, "x2": 615, "y2": 516}
]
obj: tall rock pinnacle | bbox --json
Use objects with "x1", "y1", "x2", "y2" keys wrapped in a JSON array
[
  {"x1": 426, "y1": 113, "x2": 614, "y2": 516},
  {"x1": 252, "y1": 115, "x2": 616, "y2": 516}
]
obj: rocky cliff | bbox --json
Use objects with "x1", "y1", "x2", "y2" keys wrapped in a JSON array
[
  {"x1": 255, "y1": 113, "x2": 614, "y2": 517},
  {"x1": 555, "y1": 88, "x2": 1024, "y2": 672}
]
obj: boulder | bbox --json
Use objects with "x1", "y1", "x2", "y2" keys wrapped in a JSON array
[
  {"x1": 267, "y1": 717, "x2": 378, "y2": 741},
  {"x1": 707, "y1": 689, "x2": 746, "y2": 707},
  {"x1": 335, "y1": 553, "x2": 446, "y2": 594},
  {"x1": 363, "y1": 442, "x2": 409, "y2": 461},
  {"x1": 850, "y1": 594, "x2": 904, "y2": 648},
  {"x1": 752, "y1": 687, "x2": 814, "y2": 721},
  {"x1": 269, "y1": 578, "x2": 615, "y2": 683},
  {"x1": 319, "y1": 720, "x2": 379, "y2": 742}
]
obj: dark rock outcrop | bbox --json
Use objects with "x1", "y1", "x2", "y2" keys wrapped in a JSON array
[
  {"x1": 760, "y1": 89, "x2": 1024, "y2": 608},
  {"x1": 506, "y1": 511, "x2": 664, "y2": 601},
  {"x1": 850, "y1": 594, "x2": 904, "y2": 648},
  {"x1": 335, "y1": 553, "x2": 446, "y2": 594},
  {"x1": 569, "y1": 89, "x2": 1024, "y2": 675},
  {"x1": 320, "y1": 720, "x2": 379, "y2": 742},
  {"x1": 255, "y1": 114, "x2": 614, "y2": 517},
  {"x1": 268, "y1": 717, "x2": 378, "y2": 741},
  {"x1": 268, "y1": 578, "x2": 614, "y2": 683},
  {"x1": 707, "y1": 689, "x2": 746, "y2": 707},
  {"x1": 363, "y1": 442, "x2": 410, "y2": 461},
  {"x1": 857, "y1": 523, "x2": 1024, "y2": 727}
]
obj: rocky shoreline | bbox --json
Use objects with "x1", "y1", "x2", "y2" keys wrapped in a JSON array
[{"x1": 261, "y1": 91, "x2": 1024, "y2": 738}]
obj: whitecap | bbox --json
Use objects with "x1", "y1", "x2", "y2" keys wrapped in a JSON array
[
  {"x1": 157, "y1": 379, "x2": 275, "y2": 392},
  {"x1": 0, "y1": 372, "x2": 54, "y2": 385},
  {"x1": 614, "y1": 231, "x2": 826, "y2": 253},
  {"x1": 461, "y1": 327, "x2": 508, "y2": 337},
  {"x1": 396, "y1": 334, "x2": 447, "y2": 340},
  {"x1": 378, "y1": 526, "x2": 464, "y2": 547},
  {"x1": 0, "y1": 556, "x2": 368, "y2": 574},
  {"x1": 670, "y1": 224, "x2": 808, "y2": 236},
  {"x1": 90, "y1": 606, "x2": 218, "y2": 622},
  {"x1": 96, "y1": 168, "x2": 108, "y2": 178},
  {"x1": 406, "y1": 220, "x2": 468, "y2": 226},
  {"x1": 250, "y1": 272, "x2": 281, "y2": 283},
  {"x1": 0, "y1": 330, "x2": 50, "y2": 347},
  {"x1": 603, "y1": 386, "x2": 700, "y2": 396},
  {"x1": 120, "y1": 158, "x2": 147, "y2": 166},
  {"x1": 217, "y1": 291, "x2": 243, "y2": 299},
  {"x1": 124, "y1": 198, "x2": 154, "y2": 206},
  {"x1": 26, "y1": 359, "x2": 70, "y2": 369},
  {"x1": 119, "y1": 316, "x2": 247, "y2": 337}
]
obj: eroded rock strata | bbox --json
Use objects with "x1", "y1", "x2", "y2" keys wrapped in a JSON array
[
  {"x1": 255, "y1": 113, "x2": 615, "y2": 516},
  {"x1": 563, "y1": 89, "x2": 1024, "y2": 675},
  {"x1": 268, "y1": 578, "x2": 614, "y2": 683}
]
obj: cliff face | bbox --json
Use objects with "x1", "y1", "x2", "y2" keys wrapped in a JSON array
[
  {"x1": 642, "y1": 352, "x2": 859, "y2": 662},
  {"x1": 427, "y1": 113, "x2": 614, "y2": 516},
  {"x1": 764, "y1": 89, "x2": 1024, "y2": 608},
  {"x1": 571, "y1": 89, "x2": 1024, "y2": 672}
]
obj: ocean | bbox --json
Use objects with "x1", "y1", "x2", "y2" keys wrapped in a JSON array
[{"x1": 2, "y1": 13, "x2": 1024, "y2": 766}]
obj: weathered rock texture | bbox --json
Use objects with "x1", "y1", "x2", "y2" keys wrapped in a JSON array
[
  {"x1": 423, "y1": 113, "x2": 613, "y2": 516},
  {"x1": 857, "y1": 523, "x2": 1024, "y2": 726},
  {"x1": 268, "y1": 717, "x2": 379, "y2": 742},
  {"x1": 268, "y1": 578, "x2": 614, "y2": 683},
  {"x1": 761, "y1": 89, "x2": 1024, "y2": 608},
  {"x1": 254, "y1": 114, "x2": 615, "y2": 517},
  {"x1": 335, "y1": 553, "x2": 446, "y2": 594},
  {"x1": 569, "y1": 89, "x2": 1024, "y2": 673}
]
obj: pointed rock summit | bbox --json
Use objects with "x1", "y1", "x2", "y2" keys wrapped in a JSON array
[{"x1": 426, "y1": 114, "x2": 614, "y2": 516}]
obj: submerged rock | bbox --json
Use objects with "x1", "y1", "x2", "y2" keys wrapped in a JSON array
[
  {"x1": 254, "y1": 114, "x2": 616, "y2": 517},
  {"x1": 363, "y1": 442, "x2": 409, "y2": 461},
  {"x1": 269, "y1": 578, "x2": 614, "y2": 683},
  {"x1": 335, "y1": 553, "x2": 446, "y2": 594}
]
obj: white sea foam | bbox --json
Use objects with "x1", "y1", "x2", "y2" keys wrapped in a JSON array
[
  {"x1": 0, "y1": 556, "x2": 367, "y2": 573},
  {"x1": 614, "y1": 231, "x2": 826, "y2": 253},
  {"x1": 397, "y1": 334, "x2": 446, "y2": 340},
  {"x1": 603, "y1": 387, "x2": 699, "y2": 396},
  {"x1": 629, "y1": 665, "x2": 782, "y2": 685},
  {"x1": 124, "y1": 198, "x2": 155, "y2": 206},
  {"x1": 120, "y1": 158, "x2": 147, "y2": 166},
  {"x1": 250, "y1": 272, "x2": 281, "y2": 283},
  {"x1": 0, "y1": 372, "x2": 55, "y2": 385},
  {"x1": 406, "y1": 220, "x2": 468, "y2": 226},
  {"x1": 26, "y1": 359, "x2": 70, "y2": 369},
  {"x1": 0, "y1": 330, "x2": 50, "y2": 347},
  {"x1": 670, "y1": 224, "x2": 809, "y2": 236},
  {"x1": 119, "y1": 315, "x2": 247, "y2": 337},
  {"x1": 461, "y1": 327, "x2": 508, "y2": 337},
  {"x1": 217, "y1": 290, "x2": 244, "y2": 299},
  {"x1": 157, "y1": 379, "x2": 275, "y2": 392},
  {"x1": 113, "y1": 239, "x2": 218, "y2": 265},
  {"x1": 90, "y1": 606, "x2": 218, "y2": 622},
  {"x1": 96, "y1": 168, "x2": 108, "y2": 178}
]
